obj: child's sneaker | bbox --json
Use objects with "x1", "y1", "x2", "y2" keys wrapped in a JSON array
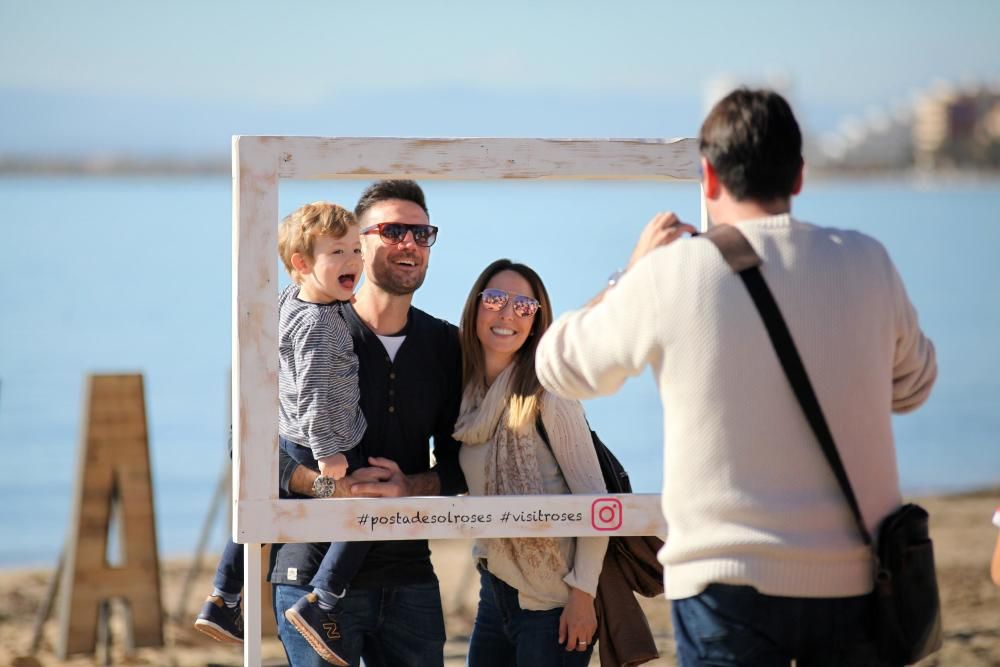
[
  {"x1": 194, "y1": 595, "x2": 244, "y2": 643},
  {"x1": 284, "y1": 592, "x2": 350, "y2": 666}
]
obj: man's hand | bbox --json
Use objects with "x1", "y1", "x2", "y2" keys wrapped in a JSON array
[
  {"x1": 627, "y1": 211, "x2": 697, "y2": 270},
  {"x1": 336, "y1": 459, "x2": 399, "y2": 497},
  {"x1": 348, "y1": 457, "x2": 443, "y2": 497},
  {"x1": 289, "y1": 457, "x2": 441, "y2": 498},
  {"x1": 345, "y1": 457, "x2": 413, "y2": 497}
]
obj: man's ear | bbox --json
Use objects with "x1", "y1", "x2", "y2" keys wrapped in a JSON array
[
  {"x1": 701, "y1": 157, "x2": 721, "y2": 199},
  {"x1": 290, "y1": 252, "x2": 312, "y2": 275},
  {"x1": 791, "y1": 161, "x2": 804, "y2": 196}
]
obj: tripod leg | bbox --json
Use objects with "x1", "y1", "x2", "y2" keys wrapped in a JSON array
[
  {"x1": 29, "y1": 548, "x2": 65, "y2": 655},
  {"x1": 172, "y1": 458, "x2": 229, "y2": 622}
]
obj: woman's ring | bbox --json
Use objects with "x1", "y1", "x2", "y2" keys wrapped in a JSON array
[{"x1": 577, "y1": 641, "x2": 587, "y2": 645}]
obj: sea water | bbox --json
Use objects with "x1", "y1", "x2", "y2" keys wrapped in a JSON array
[{"x1": 0, "y1": 176, "x2": 997, "y2": 567}]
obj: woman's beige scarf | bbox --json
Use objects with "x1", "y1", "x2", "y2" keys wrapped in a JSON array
[{"x1": 453, "y1": 365, "x2": 568, "y2": 581}]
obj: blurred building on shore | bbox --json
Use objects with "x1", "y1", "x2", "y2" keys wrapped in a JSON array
[
  {"x1": 813, "y1": 79, "x2": 1000, "y2": 174},
  {"x1": 913, "y1": 81, "x2": 1000, "y2": 170}
]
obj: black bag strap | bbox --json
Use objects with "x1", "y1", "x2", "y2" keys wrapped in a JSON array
[
  {"x1": 535, "y1": 413, "x2": 555, "y2": 465},
  {"x1": 535, "y1": 413, "x2": 631, "y2": 494},
  {"x1": 703, "y1": 224, "x2": 873, "y2": 547}
]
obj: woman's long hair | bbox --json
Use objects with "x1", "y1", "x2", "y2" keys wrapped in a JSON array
[{"x1": 459, "y1": 259, "x2": 553, "y2": 430}]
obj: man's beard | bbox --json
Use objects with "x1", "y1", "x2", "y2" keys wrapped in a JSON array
[{"x1": 368, "y1": 256, "x2": 428, "y2": 296}]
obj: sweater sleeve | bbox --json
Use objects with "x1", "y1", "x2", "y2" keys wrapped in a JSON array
[
  {"x1": 887, "y1": 260, "x2": 937, "y2": 413},
  {"x1": 536, "y1": 254, "x2": 664, "y2": 401},
  {"x1": 540, "y1": 395, "x2": 609, "y2": 597}
]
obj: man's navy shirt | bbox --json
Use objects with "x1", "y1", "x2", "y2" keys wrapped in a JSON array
[{"x1": 269, "y1": 303, "x2": 466, "y2": 588}]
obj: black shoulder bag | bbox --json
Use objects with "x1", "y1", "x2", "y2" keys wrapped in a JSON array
[
  {"x1": 704, "y1": 224, "x2": 942, "y2": 665},
  {"x1": 535, "y1": 416, "x2": 631, "y2": 494}
]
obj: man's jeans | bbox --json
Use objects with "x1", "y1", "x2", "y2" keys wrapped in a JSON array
[
  {"x1": 273, "y1": 582, "x2": 446, "y2": 667},
  {"x1": 671, "y1": 584, "x2": 899, "y2": 667},
  {"x1": 467, "y1": 566, "x2": 594, "y2": 667}
]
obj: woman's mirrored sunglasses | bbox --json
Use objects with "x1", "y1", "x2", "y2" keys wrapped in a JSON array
[
  {"x1": 360, "y1": 223, "x2": 438, "y2": 247},
  {"x1": 478, "y1": 288, "x2": 541, "y2": 318}
]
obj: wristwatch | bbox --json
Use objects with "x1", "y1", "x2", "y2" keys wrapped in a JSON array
[
  {"x1": 312, "y1": 475, "x2": 336, "y2": 498},
  {"x1": 607, "y1": 269, "x2": 625, "y2": 287}
]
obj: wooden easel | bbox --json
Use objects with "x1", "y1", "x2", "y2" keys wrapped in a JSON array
[{"x1": 55, "y1": 374, "x2": 164, "y2": 658}]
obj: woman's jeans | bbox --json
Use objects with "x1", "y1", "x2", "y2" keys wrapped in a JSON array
[
  {"x1": 468, "y1": 565, "x2": 594, "y2": 667},
  {"x1": 671, "y1": 583, "x2": 899, "y2": 667}
]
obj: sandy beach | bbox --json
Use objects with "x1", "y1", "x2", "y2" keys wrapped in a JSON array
[{"x1": 3, "y1": 489, "x2": 998, "y2": 667}]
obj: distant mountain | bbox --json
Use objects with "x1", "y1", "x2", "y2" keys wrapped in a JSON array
[
  {"x1": 0, "y1": 86, "x2": 709, "y2": 161},
  {"x1": 0, "y1": 85, "x2": 861, "y2": 170}
]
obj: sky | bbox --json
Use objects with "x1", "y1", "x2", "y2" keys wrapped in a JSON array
[{"x1": 0, "y1": 0, "x2": 998, "y2": 158}]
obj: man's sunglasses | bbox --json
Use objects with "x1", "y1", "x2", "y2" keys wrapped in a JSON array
[
  {"x1": 479, "y1": 288, "x2": 541, "y2": 318},
  {"x1": 360, "y1": 223, "x2": 438, "y2": 247}
]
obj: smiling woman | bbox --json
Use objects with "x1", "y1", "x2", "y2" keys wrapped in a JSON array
[
  {"x1": 454, "y1": 259, "x2": 606, "y2": 664},
  {"x1": 475, "y1": 276, "x2": 543, "y2": 385}
]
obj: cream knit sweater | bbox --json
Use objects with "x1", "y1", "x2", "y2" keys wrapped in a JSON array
[
  {"x1": 536, "y1": 215, "x2": 937, "y2": 600},
  {"x1": 457, "y1": 391, "x2": 609, "y2": 610}
]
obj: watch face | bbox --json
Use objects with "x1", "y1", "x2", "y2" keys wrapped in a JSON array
[{"x1": 312, "y1": 476, "x2": 336, "y2": 497}]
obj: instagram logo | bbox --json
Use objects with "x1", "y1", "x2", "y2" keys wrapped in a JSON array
[{"x1": 591, "y1": 498, "x2": 622, "y2": 531}]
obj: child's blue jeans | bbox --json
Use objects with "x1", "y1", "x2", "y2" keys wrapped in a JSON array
[{"x1": 212, "y1": 436, "x2": 369, "y2": 597}]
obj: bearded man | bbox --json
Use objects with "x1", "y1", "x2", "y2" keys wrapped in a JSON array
[{"x1": 270, "y1": 180, "x2": 466, "y2": 667}]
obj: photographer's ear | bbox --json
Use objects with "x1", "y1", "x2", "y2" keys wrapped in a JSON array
[
  {"x1": 792, "y1": 161, "x2": 804, "y2": 196},
  {"x1": 701, "y1": 157, "x2": 721, "y2": 200}
]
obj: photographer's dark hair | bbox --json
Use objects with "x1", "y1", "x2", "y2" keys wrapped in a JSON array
[
  {"x1": 699, "y1": 88, "x2": 803, "y2": 202},
  {"x1": 355, "y1": 179, "x2": 429, "y2": 221}
]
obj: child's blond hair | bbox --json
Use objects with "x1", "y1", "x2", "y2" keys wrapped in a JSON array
[{"x1": 278, "y1": 201, "x2": 357, "y2": 284}]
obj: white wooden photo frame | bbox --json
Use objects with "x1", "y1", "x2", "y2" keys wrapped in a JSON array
[{"x1": 232, "y1": 136, "x2": 702, "y2": 664}]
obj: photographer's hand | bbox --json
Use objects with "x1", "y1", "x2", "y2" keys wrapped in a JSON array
[
  {"x1": 585, "y1": 212, "x2": 696, "y2": 308},
  {"x1": 628, "y1": 211, "x2": 697, "y2": 270}
]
